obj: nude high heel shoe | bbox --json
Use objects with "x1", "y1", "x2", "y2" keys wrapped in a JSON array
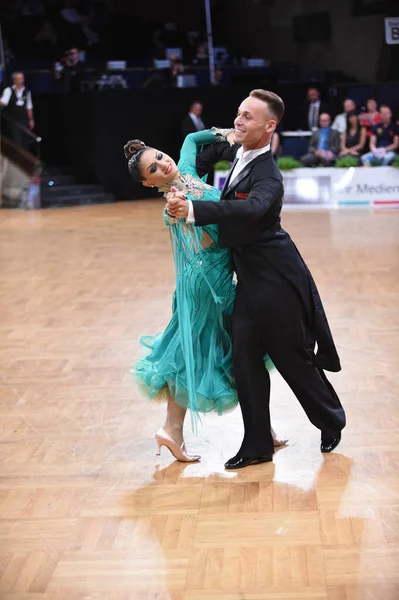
[
  {"x1": 271, "y1": 427, "x2": 288, "y2": 447},
  {"x1": 155, "y1": 428, "x2": 201, "y2": 462}
]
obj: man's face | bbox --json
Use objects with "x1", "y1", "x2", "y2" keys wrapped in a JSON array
[
  {"x1": 234, "y1": 96, "x2": 275, "y2": 148},
  {"x1": 344, "y1": 99, "x2": 356, "y2": 113},
  {"x1": 13, "y1": 73, "x2": 24, "y2": 87},
  {"x1": 319, "y1": 113, "x2": 331, "y2": 128},
  {"x1": 70, "y1": 49, "x2": 80, "y2": 63},
  {"x1": 308, "y1": 88, "x2": 320, "y2": 103},
  {"x1": 380, "y1": 106, "x2": 392, "y2": 123},
  {"x1": 191, "y1": 103, "x2": 203, "y2": 117}
]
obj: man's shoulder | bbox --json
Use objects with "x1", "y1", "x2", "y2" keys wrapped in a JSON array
[
  {"x1": 390, "y1": 122, "x2": 399, "y2": 135},
  {"x1": 252, "y1": 155, "x2": 282, "y2": 179}
]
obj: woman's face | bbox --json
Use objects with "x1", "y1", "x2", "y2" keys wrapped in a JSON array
[
  {"x1": 367, "y1": 99, "x2": 377, "y2": 112},
  {"x1": 139, "y1": 148, "x2": 179, "y2": 188},
  {"x1": 349, "y1": 114, "x2": 358, "y2": 127}
]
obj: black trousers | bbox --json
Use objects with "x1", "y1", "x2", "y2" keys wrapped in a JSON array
[
  {"x1": 7, "y1": 120, "x2": 30, "y2": 151},
  {"x1": 232, "y1": 274, "x2": 346, "y2": 457}
]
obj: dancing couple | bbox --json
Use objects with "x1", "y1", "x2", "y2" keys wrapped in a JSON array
[{"x1": 124, "y1": 89, "x2": 346, "y2": 470}]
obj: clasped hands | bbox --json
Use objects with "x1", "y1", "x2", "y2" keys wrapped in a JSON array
[{"x1": 165, "y1": 186, "x2": 189, "y2": 219}]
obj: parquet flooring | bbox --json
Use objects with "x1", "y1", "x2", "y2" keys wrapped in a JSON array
[{"x1": 0, "y1": 201, "x2": 398, "y2": 599}]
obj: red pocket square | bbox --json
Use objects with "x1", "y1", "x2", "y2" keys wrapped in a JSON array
[{"x1": 235, "y1": 192, "x2": 249, "y2": 199}]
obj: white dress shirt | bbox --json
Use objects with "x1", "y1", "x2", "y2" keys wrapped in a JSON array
[
  {"x1": 308, "y1": 100, "x2": 321, "y2": 130},
  {"x1": 0, "y1": 86, "x2": 33, "y2": 110},
  {"x1": 187, "y1": 143, "x2": 271, "y2": 223},
  {"x1": 331, "y1": 112, "x2": 347, "y2": 134},
  {"x1": 189, "y1": 112, "x2": 205, "y2": 131}
]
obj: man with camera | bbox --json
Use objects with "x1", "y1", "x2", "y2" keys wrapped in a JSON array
[{"x1": 54, "y1": 47, "x2": 84, "y2": 92}]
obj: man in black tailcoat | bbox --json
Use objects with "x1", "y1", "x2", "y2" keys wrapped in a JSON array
[{"x1": 166, "y1": 89, "x2": 346, "y2": 469}]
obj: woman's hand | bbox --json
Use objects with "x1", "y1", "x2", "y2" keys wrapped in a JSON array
[
  {"x1": 165, "y1": 186, "x2": 189, "y2": 219},
  {"x1": 226, "y1": 130, "x2": 235, "y2": 146}
]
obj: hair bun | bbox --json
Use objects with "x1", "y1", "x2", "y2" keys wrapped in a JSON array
[{"x1": 124, "y1": 139, "x2": 146, "y2": 160}]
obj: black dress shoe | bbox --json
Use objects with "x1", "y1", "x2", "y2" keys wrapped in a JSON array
[
  {"x1": 320, "y1": 433, "x2": 341, "y2": 453},
  {"x1": 224, "y1": 455, "x2": 273, "y2": 470}
]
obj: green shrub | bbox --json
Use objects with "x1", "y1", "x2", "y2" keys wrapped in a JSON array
[
  {"x1": 392, "y1": 155, "x2": 399, "y2": 168},
  {"x1": 335, "y1": 156, "x2": 359, "y2": 168},
  {"x1": 214, "y1": 160, "x2": 232, "y2": 171},
  {"x1": 276, "y1": 156, "x2": 301, "y2": 171}
]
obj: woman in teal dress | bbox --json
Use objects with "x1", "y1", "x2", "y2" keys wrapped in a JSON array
[{"x1": 124, "y1": 129, "x2": 284, "y2": 462}]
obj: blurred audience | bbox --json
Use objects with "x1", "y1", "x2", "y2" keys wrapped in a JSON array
[
  {"x1": 54, "y1": 47, "x2": 84, "y2": 92},
  {"x1": 331, "y1": 98, "x2": 357, "y2": 133},
  {"x1": 360, "y1": 105, "x2": 399, "y2": 166},
  {"x1": 339, "y1": 111, "x2": 366, "y2": 161},
  {"x1": 358, "y1": 98, "x2": 382, "y2": 139},
  {"x1": 181, "y1": 102, "x2": 205, "y2": 138},
  {"x1": 299, "y1": 87, "x2": 330, "y2": 131},
  {"x1": 193, "y1": 41, "x2": 208, "y2": 66},
  {"x1": 300, "y1": 113, "x2": 341, "y2": 167},
  {"x1": 168, "y1": 53, "x2": 185, "y2": 87}
]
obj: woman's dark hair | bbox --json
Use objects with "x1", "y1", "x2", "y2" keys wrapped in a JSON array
[
  {"x1": 366, "y1": 98, "x2": 378, "y2": 110},
  {"x1": 346, "y1": 110, "x2": 359, "y2": 130},
  {"x1": 124, "y1": 139, "x2": 150, "y2": 182}
]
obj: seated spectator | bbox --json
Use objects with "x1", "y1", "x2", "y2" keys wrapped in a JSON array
[
  {"x1": 359, "y1": 98, "x2": 382, "y2": 139},
  {"x1": 340, "y1": 111, "x2": 366, "y2": 161},
  {"x1": 193, "y1": 41, "x2": 208, "y2": 65},
  {"x1": 300, "y1": 113, "x2": 341, "y2": 167},
  {"x1": 168, "y1": 53, "x2": 185, "y2": 87},
  {"x1": 361, "y1": 105, "x2": 399, "y2": 166},
  {"x1": 331, "y1": 98, "x2": 357, "y2": 134},
  {"x1": 211, "y1": 68, "x2": 225, "y2": 87}
]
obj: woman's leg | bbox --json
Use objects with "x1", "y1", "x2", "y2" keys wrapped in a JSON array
[{"x1": 162, "y1": 387, "x2": 187, "y2": 447}]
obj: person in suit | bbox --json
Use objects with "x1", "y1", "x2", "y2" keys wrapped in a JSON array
[
  {"x1": 166, "y1": 89, "x2": 346, "y2": 469},
  {"x1": 181, "y1": 102, "x2": 205, "y2": 139},
  {"x1": 300, "y1": 113, "x2": 341, "y2": 166},
  {"x1": 299, "y1": 87, "x2": 330, "y2": 131}
]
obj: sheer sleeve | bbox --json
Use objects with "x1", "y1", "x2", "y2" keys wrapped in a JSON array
[{"x1": 177, "y1": 130, "x2": 221, "y2": 178}]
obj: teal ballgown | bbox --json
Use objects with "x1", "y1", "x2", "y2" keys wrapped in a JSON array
[{"x1": 133, "y1": 130, "x2": 273, "y2": 429}]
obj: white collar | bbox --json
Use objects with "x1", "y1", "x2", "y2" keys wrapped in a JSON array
[
  {"x1": 12, "y1": 85, "x2": 25, "y2": 92},
  {"x1": 236, "y1": 143, "x2": 271, "y2": 161},
  {"x1": 189, "y1": 112, "x2": 201, "y2": 120}
]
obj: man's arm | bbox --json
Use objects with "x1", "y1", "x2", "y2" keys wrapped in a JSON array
[
  {"x1": 196, "y1": 142, "x2": 239, "y2": 178},
  {"x1": 26, "y1": 92, "x2": 34, "y2": 129},
  {"x1": 0, "y1": 87, "x2": 11, "y2": 107},
  {"x1": 369, "y1": 134, "x2": 377, "y2": 152},
  {"x1": 384, "y1": 132, "x2": 399, "y2": 153},
  {"x1": 191, "y1": 176, "x2": 282, "y2": 226}
]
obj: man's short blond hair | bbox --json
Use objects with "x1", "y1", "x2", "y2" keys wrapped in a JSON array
[{"x1": 250, "y1": 89, "x2": 285, "y2": 123}]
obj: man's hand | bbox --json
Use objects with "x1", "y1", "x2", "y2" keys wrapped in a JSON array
[
  {"x1": 29, "y1": 119, "x2": 35, "y2": 130},
  {"x1": 165, "y1": 186, "x2": 189, "y2": 219}
]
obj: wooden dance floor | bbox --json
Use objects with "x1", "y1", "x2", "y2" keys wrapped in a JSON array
[{"x1": 0, "y1": 201, "x2": 398, "y2": 599}]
